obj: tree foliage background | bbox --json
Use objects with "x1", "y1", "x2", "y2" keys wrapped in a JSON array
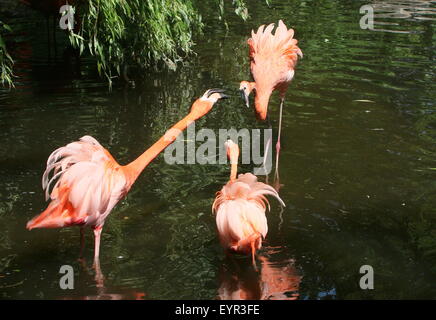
[{"x1": 1, "y1": 0, "x2": 260, "y2": 87}]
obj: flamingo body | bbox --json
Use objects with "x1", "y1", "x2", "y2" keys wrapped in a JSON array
[
  {"x1": 212, "y1": 141, "x2": 284, "y2": 264},
  {"x1": 241, "y1": 20, "x2": 303, "y2": 120},
  {"x1": 27, "y1": 89, "x2": 228, "y2": 264},
  {"x1": 27, "y1": 136, "x2": 128, "y2": 230}
]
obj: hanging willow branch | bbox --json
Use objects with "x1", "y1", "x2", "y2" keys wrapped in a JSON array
[
  {"x1": 69, "y1": 0, "x2": 260, "y2": 86},
  {"x1": 0, "y1": 20, "x2": 14, "y2": 88}
]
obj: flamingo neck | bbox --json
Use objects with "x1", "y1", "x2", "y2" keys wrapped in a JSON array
[
  {"x1": 229, "y1": 147, "x2": 239, "y2": 181},
  {"x1": 248, "y1": 82, "x2": 256, "y2": 95},
  {"x1": 254, "y1": 87, "x2": 273, "y2": 121},
  {"x1": 230, "y1": 163, "x2": 238, "y2": 181},
  {"x1": 124, "y1": 113, "x2": 197, "y2": 184}
]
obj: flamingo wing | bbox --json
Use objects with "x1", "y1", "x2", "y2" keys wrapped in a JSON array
[
  {"x1": 216, "y1": 199, "x2": 267, "y2": 247},
  {"x1": 213, "y1": 173, "x2": 284, "y2": 252},
  {"x1": 248, "y1": 20, "x2": 302, "y2": 89},
  {"x1": 27, "y1": 136, "x2": 127, "y2": 229}
]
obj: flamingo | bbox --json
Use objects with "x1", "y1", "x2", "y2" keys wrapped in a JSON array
[
  {"x1": 212, "y1": 140, "x2": 285, "y2": 267},
  {"x1": 27, "y1": 89, "x2": 228, "y2": 270},
  {"x1": 239, "y1": 20, "x2": 303, "y2": 180}
]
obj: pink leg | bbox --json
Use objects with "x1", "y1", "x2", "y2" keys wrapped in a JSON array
[
  {"x1": 251, "y1": 241, "x2": 258, "y2": 271},
  {"x1": 264, "y1": 135, "x2": 272, "y2": 182},
  {"x1": 93, "y1": 225, "x2": 103, "y2": 265},
  {"x1": 264, "y1": 115, "x2": 273, "y2": 183},
  {"x1": 93, "y1": 225, "x2": 104, "y2": 287},
  {"x1": 274, "y1": 97, "x2": 285, "y2": 182}
]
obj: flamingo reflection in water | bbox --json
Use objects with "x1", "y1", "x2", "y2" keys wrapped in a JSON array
[
  {"x1": 217, "y1": 247, "x2": 301, "y2": 300},
  {"x1": 60, "y1": 259, "x2": 146, "y2": 300}
]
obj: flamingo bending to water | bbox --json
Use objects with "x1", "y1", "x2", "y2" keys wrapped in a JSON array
[
  {"x1": 239, "y1": 20, "x2": 302, "y2": 179},
  {"x1": 212, "y1": 140, "x2": 285, "y2": 266},
  {"x1": 27, "y1": 89, "x2": 228, "y2": 267}
]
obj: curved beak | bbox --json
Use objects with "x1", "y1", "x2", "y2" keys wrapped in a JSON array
[
  {"x1": 204, "y1": 88, "x2": 229, "y2": 100},
  {"x1": 240, "y1": 89, "x2": 250, "y2": 108}
]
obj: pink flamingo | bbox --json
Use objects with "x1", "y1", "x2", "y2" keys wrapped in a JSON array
[
  {"x1": 27, "y1": 89, "x2": 228, "y2": 269},
  {"x1": 239, "y1": 20, "x2": 303, "y2": 180},
  {"x1": 212, "y1": 140, "x2": 285, "y2": 266}
]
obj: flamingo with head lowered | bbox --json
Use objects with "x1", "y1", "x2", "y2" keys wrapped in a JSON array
[
  {"x1": 27, "y1": 89, "x2": 228, "y2": 269},
  {"x1": 239, "y1": 20, "x2": 303, "y2": 181},
  {"x1": 212, "y1": 140, "x2": 285, "y2": 267}
]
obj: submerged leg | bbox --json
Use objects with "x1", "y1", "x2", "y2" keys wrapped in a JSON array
[
  {"x1": 93, "y1": 225, "x2": 104, "y2": 287},
  {"x1": 93, "y1": 225, "x2": 103, "y2": 265},
  {"x1": 278, "y1": 205, "x2": 284, "y2": 233},
  {"x1": 94, "y1": 259, "x2": 104, "y2": 288},
  {"x1": 251, "y1": 241, "x2": 258, "y2": 272}
]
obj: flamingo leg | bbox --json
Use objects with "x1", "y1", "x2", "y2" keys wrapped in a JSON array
[
  {"x1": 92, "y1": 226, "x2": 104, "y2": 287},
  {"x1": 251, "y1": 240, "x2": 258, "y2": 271},
  {"x1": 274, "y1": 96, "x2": 285, "y2": 183},
  {"x1": 93, "y1": 226, "x2": 103, "y2": 264},
  {"x1": 94, "y1": 258, "x2": 104, "y2": 288},
  {"x1": 264, "y1": 115, "x2": 273, "y2": 183},
  {"x1": 263, "y1": 135, "x2": 272, "y2": 180},
  {"x1": 278, "y1": 205, "x2": 284, "y2": 233}
]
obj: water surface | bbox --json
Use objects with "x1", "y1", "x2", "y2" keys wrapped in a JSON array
[{"x1": 1, "y1": 0, "x2": 435, "y2": 299}]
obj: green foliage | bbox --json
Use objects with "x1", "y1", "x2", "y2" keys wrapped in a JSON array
[
  {"x1": 0, "y1": 20, "x2": 14, "y2": 88},
  {"x1": 69, "y1": 0, "x2": 257, "y2": 85},
  {"x1": 217, "y1": 0, "x2": 249, "y2": 22}
]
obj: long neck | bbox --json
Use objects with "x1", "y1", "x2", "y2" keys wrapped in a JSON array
[
  {"x1": 124, "y1": 113, "x2": 196, "y2": 184},
  {"x1": 230, "y1": 163, "x2": 238, "y2": 181},
  {"x1": 254, "y1": 87, "x2": 273, "y2": 121},
  {"x1": 248, "y1": 81, "x2": 256, "y2": 95},
  {"x1": 229, "y1": 148, "x2": 239, "y2": 181}
]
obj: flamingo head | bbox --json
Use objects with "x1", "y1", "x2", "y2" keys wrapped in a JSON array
[
  {"x1": 224, "y1": 139, "x2": 240, "y2": 165},
  {"x1": 202, "y1": 88, "x2": 228, "y2": 102},
  {"x1": 191, "y1": 88, "x2": 228, "y2": 118},
  {"x1": 239, "y1": 81, "x2": 256, "y2": 108}
]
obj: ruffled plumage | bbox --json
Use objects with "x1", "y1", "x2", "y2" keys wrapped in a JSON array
[
  {"x1": 27, "y1": 136, "x2": 127, "y2": 229},
  {"x1": 213, "y1": 173, "x2": 285, "y2": 254},
  {"x1": 248, "y1": 20, "x2": 303, "y2": 76},
  {"x1": 246, "y1": 20, "x2": 303, "y2": 120}
]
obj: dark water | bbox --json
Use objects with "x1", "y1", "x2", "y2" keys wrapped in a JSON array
[{"x1": 1, "y1": 0, "x2": 436, "y2": 299}]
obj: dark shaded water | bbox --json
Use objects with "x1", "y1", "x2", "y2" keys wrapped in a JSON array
[{"x1": 1, "y1": 0, "x2": 436, "y2": 299}]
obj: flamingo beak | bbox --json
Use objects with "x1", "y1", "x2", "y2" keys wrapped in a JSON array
[
  {"x1": 206, "y1": 88, "x2": 229, "y2": 100},
  {"x1": 240, "y1": 89, "x2": 250, "y2": 108}
]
